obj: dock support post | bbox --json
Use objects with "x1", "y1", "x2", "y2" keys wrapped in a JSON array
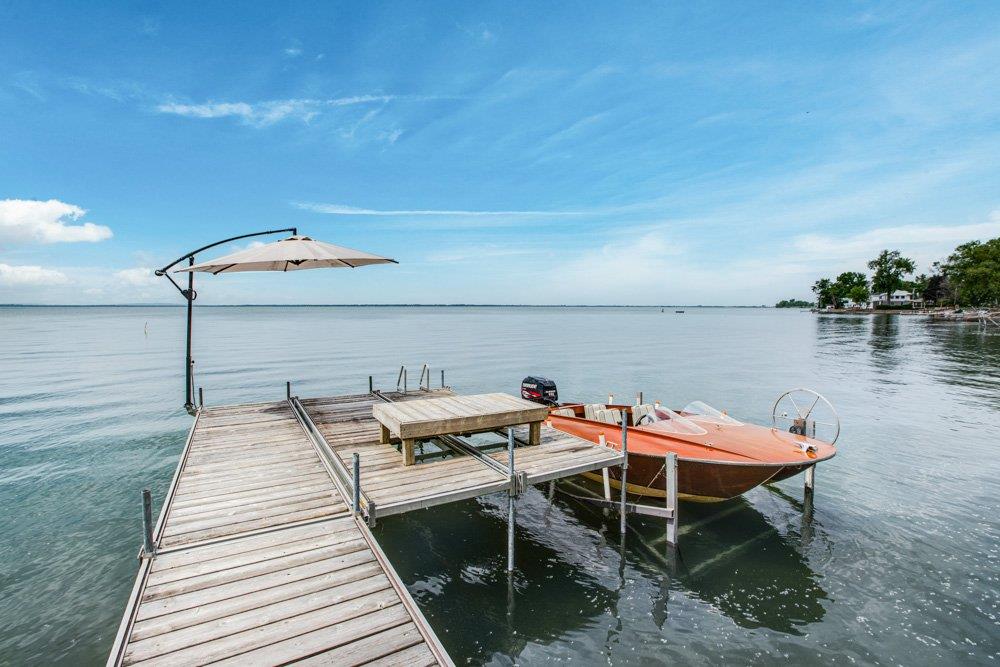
[
  {"x1": 198, "y1": 387, "x2": 204, "y2": 408},
  {"x1": 403, "y1": 368, "x2": 407, "y2": 394},
  {"x1": 619, "y1": 417, "x2": 629, "y2": 535},
  {"x1": 805, "y1": 464, "x2": 815, "y2": 496},
  {"x1": 507, "y1": 428, "x2": 516, "y2": 573},
  {"x1": 598, "y1": 434, "x2": 612, "y2": 501},
  {"x1": 665, "y1": 452, "x2": 678, "y2": 546},
  {"x1": 441, "y1": 369, "x2": 445, "y2": 388},
  {"x1": 286, "y1": 381, "x2": 291, "y2": 399},
  {"x1": 352, "y1": 453, "x2": 361, "y2": 516},
  {"x1": 141, "y1": 489, "x2": 154, "y2": 557},
  {"x1": 637, "y1": 391, "x2": 642, "y2": 405},
  {"x1": 368, "y1": 375, "x2": 373, "y2": 393}
]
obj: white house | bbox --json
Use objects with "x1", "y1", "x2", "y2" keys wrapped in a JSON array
[{"x1": 872, "y1": 290, "x2": 916, "y2": 307}]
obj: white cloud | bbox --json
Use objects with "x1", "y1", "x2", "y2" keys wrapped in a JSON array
[
  {"x1": 114, "y1": 267, "x2": 158, "y2": 287},
  {"x1": 284, "y1": 47, "x2": 303, "y2": 57},
  {"x1": 792, "y1": 217, "x2": 1000, "y2": 264},
  {"x1": 0, "y1": 263, "x2": 69, "y2": 286},
  {"x1": 425, "y1": 245, "x2": 540, "y2": 263},
  {"x1": 293, "y1": 201, "x2": 582, "y2": 217},
  {"x1": 0, "y1": 199, "x2": 113, "y2": 243},
  {"x1": 156, "y1": 96, "x2": 396, "y2": 127}
]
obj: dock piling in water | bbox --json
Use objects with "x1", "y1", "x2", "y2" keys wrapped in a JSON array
[
  {"x1": 620, "y1": 417, "x2": 629, "y2": 535},
  {"x1": 665, "y1": 452, "x2": 678, "y2": 546},
  {"x1": 507, "y1": 427, "x2": 516, "y2": 573},
  {"x1": 140, "y1": 489, "x2": 154, "y2": 558}
]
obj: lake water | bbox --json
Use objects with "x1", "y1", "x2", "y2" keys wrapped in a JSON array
[{"x1": 1, "y1": 306, "x2": 998, "y2": 665}]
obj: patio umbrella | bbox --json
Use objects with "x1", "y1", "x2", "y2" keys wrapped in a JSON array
[
  {"x1": 156, "y1": 229, "x2": 398, "y2": 412},
  {"x1": 175, "y1": 235, "x2": 397, "y2": 274}
]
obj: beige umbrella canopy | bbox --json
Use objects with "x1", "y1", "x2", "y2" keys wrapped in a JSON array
[{"x1": 175, "y1": 235, "x2": 397, "y2": 274}]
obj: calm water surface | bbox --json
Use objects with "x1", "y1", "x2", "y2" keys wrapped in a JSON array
[{"x1": 0, "y1": 306, "x2": 998, "y2": 665}]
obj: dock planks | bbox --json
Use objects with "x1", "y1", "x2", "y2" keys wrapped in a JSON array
[
  {"x1": 109, "y1": 400, "x2": 451, "y2": 667},
  {"x1": 111, "y1": 388, "x2": 622, "y2": 666},
  {"x1": 298, "y1": 391, "x2": 622, "y2": 518}
]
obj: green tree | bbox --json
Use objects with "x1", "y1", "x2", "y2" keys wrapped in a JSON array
[
  {"x1": 848, "y1": 284, "x2": 870, "y2": 306},
  {"x1": 940, "y1": 238, "x2": 1000, "y2": 306},
  {"x1": 867, "y1": 249, "x2": 916, "y2": 296},
  {"x1": 775, "y1": 298, "x2": 813, "y2": 308},
  {"x1": 909, "y1": 273, "x2": 930, "y2": 296},
  {"x1": 812, "y1": 278, "x2": 834, "y2": 308},
  {"x1": 923, "y1": 264, "x2": 954, "y2": 305}
]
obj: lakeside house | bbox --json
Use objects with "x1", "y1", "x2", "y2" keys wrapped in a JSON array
[{"x1": 870, "y1": 290, "x2": 925, "y2": 309}]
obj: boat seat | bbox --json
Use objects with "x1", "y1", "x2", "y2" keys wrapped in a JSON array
[
  {"x1": 583, "y1": 404, "x2": 606, "y2": 420},
  {"x1": 550, "y1": 408, "x2": 575, "y2": 418},
  {"x1": 633, "y1": 404, "x2": 655, "y2": 425},
  {"x1": 594, "y1": 408, "x2": 623, "y2": 425}
]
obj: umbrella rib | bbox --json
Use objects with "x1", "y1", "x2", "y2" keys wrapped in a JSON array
[
  {"x1": 341, "y1": 260, "x2": 356, "y2": 268},
  {"x1": 212, "y1": 264, "x2": 237, "y2": 275}
]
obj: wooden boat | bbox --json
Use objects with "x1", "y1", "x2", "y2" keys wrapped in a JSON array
[{"x1": 545, "y1": 400, "x2": 836, "y2": 502}]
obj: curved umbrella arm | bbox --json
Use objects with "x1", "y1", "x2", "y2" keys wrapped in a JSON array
[{"x1": 154, "y1": 227, "x2": 297, "y2": 277}]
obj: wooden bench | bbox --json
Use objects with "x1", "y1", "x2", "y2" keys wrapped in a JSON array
[{"x1": 372, "y1": 393, "x2": 549, "y2": 465}]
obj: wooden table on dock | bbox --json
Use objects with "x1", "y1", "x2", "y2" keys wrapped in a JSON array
[{"x1": 373, "y1": 392, "x2": 549, "y2": 465}]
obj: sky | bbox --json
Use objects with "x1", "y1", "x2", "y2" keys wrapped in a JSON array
[{"x1": 2, "y1": 1, "x2": 999, "y2": 305}]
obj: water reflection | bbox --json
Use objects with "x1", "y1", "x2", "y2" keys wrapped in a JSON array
[
  {"x1": 920, "y1": 320, "x2": 1000, "y2": 400},
  {"x1": 374, "y1": 496, "x2": 619, "y2": 662},
  {"x1": 552, "y1": 488, "x2": 828, "y2": 636}
]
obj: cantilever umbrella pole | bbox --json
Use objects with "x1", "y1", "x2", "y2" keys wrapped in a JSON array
[{"x1": 155, "y1": 228, "x2": 297, "y2": 412}]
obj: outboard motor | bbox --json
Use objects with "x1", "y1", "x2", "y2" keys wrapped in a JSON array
[{"x1": 521, "y1": 376, "x2": 558, "y2": 405}]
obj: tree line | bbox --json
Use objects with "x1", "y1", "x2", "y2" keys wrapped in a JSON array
[{"x1": 809, "y1": 238, "x2": 1000, "y2": 309}]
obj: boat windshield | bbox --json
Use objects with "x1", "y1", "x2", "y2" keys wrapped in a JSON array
[
  {"x1": 638, "y1": 406, "x2": 708, "y2": 436},
  {"x1": 681, "y1": 401, "x2": 743, "y2": 426}
]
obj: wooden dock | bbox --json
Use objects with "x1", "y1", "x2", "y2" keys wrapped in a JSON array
[{"x1": 109, "y1": 386, "x2": 623, "y2": 666}]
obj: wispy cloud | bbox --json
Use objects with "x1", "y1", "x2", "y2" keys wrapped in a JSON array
[
  {"x1": 0, "y1": 263, "x2": 69, "y2": 286},
  {"x1": 425, "y1": 245, "x2": 541, "y2": 263},
  {"x1": 114, "y1": 267, "x2": 158, "y2": 287},
  {"x1": 791, "y1": 213, "x2": 1000, "y2": 265},
  {"x1": 0, "y1": 199, "x2": 113, "y2": 243},
  {"x1": 155, "y1": 95, "x2": 451, "y2": 127},
  {"x1": 293, "y1": 202, "x2": 583, "y2": 217}
]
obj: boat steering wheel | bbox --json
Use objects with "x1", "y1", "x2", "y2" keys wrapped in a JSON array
[
  {"x1": 771, "y1": 388, "x2": 840, "y2": 444},
  {"x1": 636, "y1": 413, "x2": 655, "y2": 426}
]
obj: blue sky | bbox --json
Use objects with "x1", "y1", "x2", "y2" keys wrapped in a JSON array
[{"x1": 2, "y1": 1, "x2": 999, "y2": 305}]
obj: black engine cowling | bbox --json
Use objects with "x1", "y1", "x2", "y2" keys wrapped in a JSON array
[{"x1": 521, "y1": 376, "x2": 558, "y2": 405}]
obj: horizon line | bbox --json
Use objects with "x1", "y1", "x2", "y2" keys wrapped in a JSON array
[{"x1": 0, "y1": 303, "x2": 778, "y2": 308}]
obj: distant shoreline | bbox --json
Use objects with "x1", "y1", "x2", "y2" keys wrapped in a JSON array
[{"x1": 0, "y1": 303, "x2": 776, "y2": 309}]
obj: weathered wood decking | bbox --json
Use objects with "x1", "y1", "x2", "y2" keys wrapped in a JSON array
[
  {"x1": 110, "y1": 388, "x2": 624, "y2": 666},
  {"x1": 108, "y1": 399, "x2": 451, "y2": 667},
  {"x1": 299, "y1": 391, "x2": 623, "y2": 518}
]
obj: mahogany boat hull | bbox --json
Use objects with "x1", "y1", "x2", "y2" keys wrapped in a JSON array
[
  {"x1": 582, "y1": 453, "x2": 791, "y2": 502},
  {"x1": 548, "y1": 405, "x2": 835, "y2": 503}
]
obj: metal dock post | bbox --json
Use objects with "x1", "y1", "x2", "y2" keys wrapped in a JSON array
[
  {"x1": 599, "y1": 434, "x2": 612, "y2": 501},
  {"x1": 140, "y1": 489, "x2": 154, "y2": 558},
  {"x1": 353, "y1": 452, "x2": 362, "y2": 515},
  {"x1": 619, "y1": 417, "x2": 628, "y2": 535},
  {"x1": 507, "y1": 427, "x2": 516, "y2": 573},
  {"x1": 665, "y1": 452, "x2": 678, "y2": 546}
]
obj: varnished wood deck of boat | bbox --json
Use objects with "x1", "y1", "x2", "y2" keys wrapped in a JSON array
[{"x1": 108, "y1": 400, "x2": 452, "y2": 667}]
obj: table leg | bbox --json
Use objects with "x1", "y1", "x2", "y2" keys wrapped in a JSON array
[
  {"x1": 528, "y1": 421, "x2": 541, "y2": 446},
  {"x1": 402, "y1": 438, "x2": 415, "y2": 466},
  {"x1": 380, "y1": 424, "x2": 391, "y2": 445}
]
